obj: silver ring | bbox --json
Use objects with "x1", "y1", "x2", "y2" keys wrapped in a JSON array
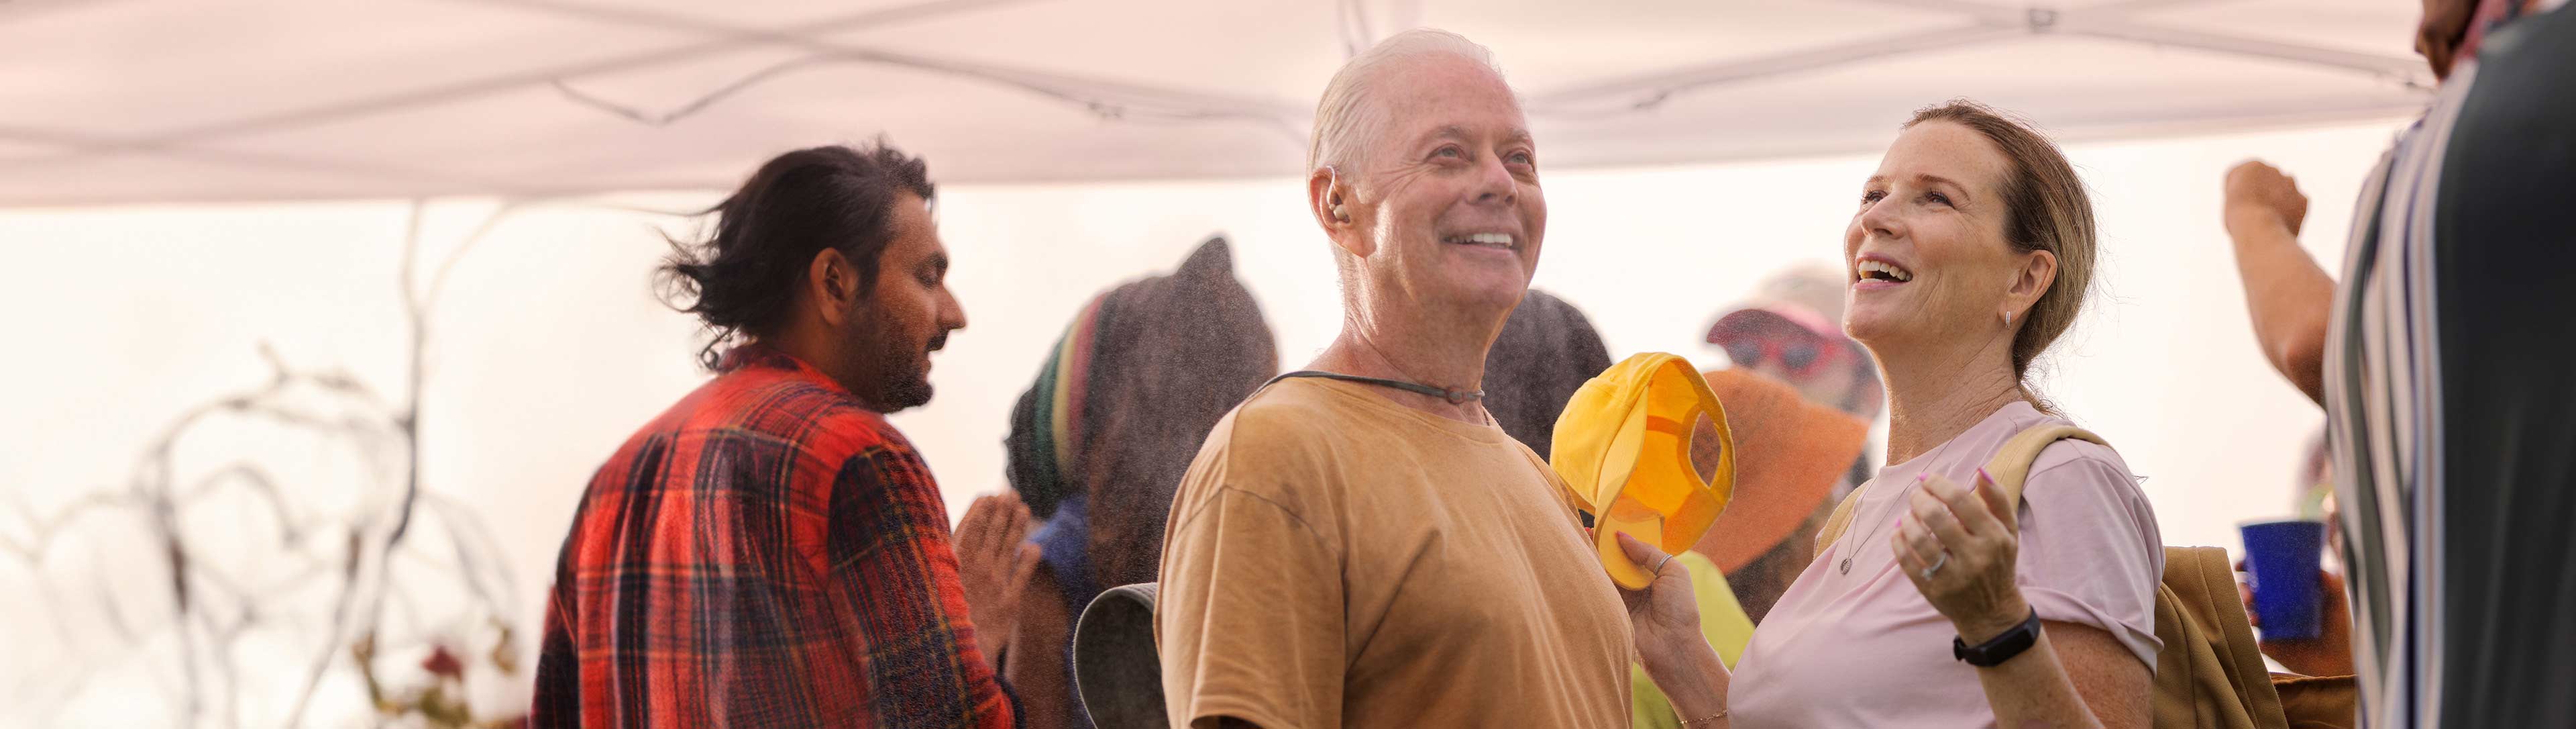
[
  {"x1": 1921, "y1": 552, "x2": 1949, "y2": 579},
  {"x1": 1653, "y1": 552, "x2": 1674, "y2": 575}
]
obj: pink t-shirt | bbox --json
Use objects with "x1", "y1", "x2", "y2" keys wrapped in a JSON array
[{"x1": 1728, "y1": 401, "x2": 2163, "y2": 728}]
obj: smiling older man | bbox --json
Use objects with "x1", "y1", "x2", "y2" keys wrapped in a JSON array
[{"x1": 1152, "y1": 30, "x2": 1631, "y2": 729}]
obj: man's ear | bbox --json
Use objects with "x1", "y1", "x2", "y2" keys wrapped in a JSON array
[
  {"x1": 2005, "y1": 248, "x2": 2057, "y2": 321},
  {"x1": 809, "y1": 248, "x2": 859, "y2": 328},
  {"x1": 1309, "y1": 166, "x2": 1373, "y2": 260}
]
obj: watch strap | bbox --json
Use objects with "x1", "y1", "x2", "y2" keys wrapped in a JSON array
[{"x1": 1952, "y1": 609, "x2": 2043, "y2": 667}]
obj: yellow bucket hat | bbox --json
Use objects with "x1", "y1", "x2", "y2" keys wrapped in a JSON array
[{"x1": 1550, "y1": 352, "x2": 1735, "y2": 589}]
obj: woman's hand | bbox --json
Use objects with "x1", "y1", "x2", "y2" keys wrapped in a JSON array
[
  {"x1": 1897, "y1": 471, "x2": 2145, "y2": 728},
  {"x1": 1892, "y1": 469, "x2": 2033, "y2": 644},
  {"x1": 955, "y1": 492, "x2": 1041, "y2": 665},
  {"x1": 1616, "y1": 533, "x2": 1732, "y2": 724},
  {"x1": 1617, "y1": 533, "x2": 1718, "y2": 675}
]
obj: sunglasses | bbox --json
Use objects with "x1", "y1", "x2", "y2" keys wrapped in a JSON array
[{"x1": 1713, "y1": 317, "x2": 1845, "y2": 379}]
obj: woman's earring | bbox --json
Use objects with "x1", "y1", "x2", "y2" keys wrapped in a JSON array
[{"x1": 2004, "y1": 311, "x2": 2014, "y2": 326}]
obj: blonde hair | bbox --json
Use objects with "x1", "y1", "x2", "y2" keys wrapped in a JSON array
[{"x1": 1904, "y1": 99, "x2": 2096, "y2": 411}]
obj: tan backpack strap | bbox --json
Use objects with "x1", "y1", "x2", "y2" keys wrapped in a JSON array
[
  {"x1": 1982, "y1": 425, "x2": 2104, "y2": 503},
  {"x1": 1815, "y1": 424, "x2": 2106, "y2": 552},
  {"x1": 1812, "y1": 483, "x2": 1870, "y2": 552}
]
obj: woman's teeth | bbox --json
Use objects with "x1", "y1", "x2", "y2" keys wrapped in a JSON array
[
  {"x1": 1444, "y1": 232, "x2": 1517, "y2": 250},
  {"x1": 1858, "y1": 260, "x2": 1913, "y2": 282}
]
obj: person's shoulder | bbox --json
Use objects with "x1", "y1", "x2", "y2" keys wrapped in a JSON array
[
  {"x1": 2029, "y1": 434, "x2": 2133, "y2": 484},
  {"x1": 2015, "y1": 418, "x2": 2157, "y2": 528},
  {"x1": 1171, "y1": 382, "x2": 1354, "y2": 509},
  {"x1": 1214, "y1": 379, "x2": 1367, "y2": 456},
  {"x1": 708, "y1": 368, "x2": 910, "y2": 463},
  {"x1": 1990, "y1": 405, "x2": 2129, "y2": 480}
]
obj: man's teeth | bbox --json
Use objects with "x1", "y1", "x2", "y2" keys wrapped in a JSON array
[
  {"x1": 1858, "y1": 260, "x2": 1913, "y2": 282},
  {"x1": 1445, "y1": 233, "x2": 1516, "y2": 248}
]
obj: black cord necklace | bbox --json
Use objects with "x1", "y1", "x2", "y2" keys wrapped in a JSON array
[{"x1": 1269, "y1": 370, "x2": 1485, "y2": 405}]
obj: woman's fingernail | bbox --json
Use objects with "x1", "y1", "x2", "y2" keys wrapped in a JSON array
[{"x1": 1976, "y1": 467, "x2": 1994, "y2": 484}]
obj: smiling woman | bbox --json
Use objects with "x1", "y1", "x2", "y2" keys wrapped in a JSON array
[
  {"x1": 1843, "y1": 100, "x2": 2099, "y2": 417},
  {"x1": 1627, "y1": 99, "x2": 2161, "y2": 729},
  {"x1": 1909, "y1": 102, "x2": 2101, "y2": 412}
]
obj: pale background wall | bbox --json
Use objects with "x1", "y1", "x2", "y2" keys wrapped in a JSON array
[{"x1": 0, "y1": 119, "x2": 2398, "y2": 726}]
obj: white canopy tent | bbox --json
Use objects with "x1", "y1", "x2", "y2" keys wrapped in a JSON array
[
  {"x1": 3, "y1": 3, "x2": 2443, "y2": 725},
  {"x1": 2, "y1": 0, "x2": 2431, "y2": 206}
]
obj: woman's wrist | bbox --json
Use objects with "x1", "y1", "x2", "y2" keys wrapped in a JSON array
[
  {"x1": 1950, "y1": 591, "x2": 2035, "y2": 646},
  {"x1": 1635, "y1": 622, "x2": 1703, "y2": 675},
  {"x1": 1640, "y1": 634, "x2": 1729, "y2": 719}
]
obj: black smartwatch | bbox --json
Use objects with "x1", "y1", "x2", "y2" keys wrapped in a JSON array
[{"x1": 1952, "y1": 610, "x2": 2043, "y2": 667}]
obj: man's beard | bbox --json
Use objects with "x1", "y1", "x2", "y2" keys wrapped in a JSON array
[
  {"x1": 844, "y1": 313, "x2": 938, "y2": 412},
  {"x1": 875, "y1": 332, "x2": 938, "y2": 411}
]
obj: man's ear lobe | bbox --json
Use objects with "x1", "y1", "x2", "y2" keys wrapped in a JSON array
[{"x1": 1333, "y1": 216, "x2": 1376, "y2": 260}]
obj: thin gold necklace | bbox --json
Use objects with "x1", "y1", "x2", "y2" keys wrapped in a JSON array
[{"x1": 1837, "y1": 434, "x2": 1966, "y2": 576}]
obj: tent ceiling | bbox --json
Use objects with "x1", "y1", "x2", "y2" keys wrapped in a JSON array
[{"x1": 0, "y1": 0, "x2": 2432, "y2": 205}]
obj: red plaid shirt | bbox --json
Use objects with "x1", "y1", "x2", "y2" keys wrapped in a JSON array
[{"x1": 534, "y1": 346, "x2": 1016, "y2": 728}]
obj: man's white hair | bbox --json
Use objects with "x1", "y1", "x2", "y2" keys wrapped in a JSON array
[{"x1": 1307, "y1": 28, "x2": 1509, "y2": 176}]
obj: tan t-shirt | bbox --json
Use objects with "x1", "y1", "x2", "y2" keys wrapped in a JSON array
[{"x1": 1156, "y1": 377, "x2": 1633, "y2": 729}]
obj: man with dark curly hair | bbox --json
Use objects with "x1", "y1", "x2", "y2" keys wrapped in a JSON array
[{"x1": 533, "y1": 142, "x2": 1036, "y2": 728}]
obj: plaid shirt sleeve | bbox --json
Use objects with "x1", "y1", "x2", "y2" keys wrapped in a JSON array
[
  {"x1": 535, "y1": 397, "x2": 1018, "y2": 728},
  {"x1": 827, "y1": 440, "x2": 1020, "y2": 728}
]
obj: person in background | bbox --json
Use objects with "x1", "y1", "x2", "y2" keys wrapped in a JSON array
[
  {"x1": 1635, "y1": 267, "x2": 1880, "y2": 728},
  {"x1": 1686, "y1": 370, "x2": 1872, "y2": 626},
  {"x1": 997, "y1": 236, "x2": 1278, "y2": 729},
  {"x1": 2220, "y1": 1, "x2": 2575, "y2": 723},
  {"x1": 2216, "y1": 160, "x2": 2331, "y2": 406},
  {"x1": 533, "y1": 143, "x2": 1034, "y2": 728},
  {"x1": 1157, "y1": 28, "x2": 1634, "y2": 728},
  {"x1": 1480, "y1": 288, "x2": 1614, "y2": 460},
  {"x1": 1708, "y1": 265, "x2": 1885, "y2": 430},
  {"x1": 2243, "y1": 429, "x2": 2355, "y2": 679},
  {"x1": 1628, "y1": 100, "x2": 2162, "y2": 728},
  {"x1": 1474, "y1": 286, "x2": 1757, "y2": 729},
  {"x1": 1469, "y1": 286, "x2": 1818, "y2": 729},
  {"x1": 1701, "y1": 265, "x2": 1887, "y2": 618},
  {"x1": 1631, "y1": 369, "x2": 1870, "y2": 729},
  {"x1": 1625, "y1": 266, "x2": 1892, "y2": 729}
]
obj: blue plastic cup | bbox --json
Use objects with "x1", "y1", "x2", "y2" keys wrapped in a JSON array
[{"x1": 2240, "y1": 519, "x2": 2327, "y2": 640}]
